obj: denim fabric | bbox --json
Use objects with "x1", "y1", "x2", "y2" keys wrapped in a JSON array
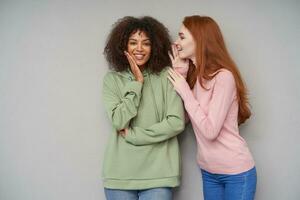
[
  {"x1": 201, "y1": 167, "x2": 257, "y2": 200},
  {"x1": 104, "y1": 187, "x2": 172, "y2": 200}
]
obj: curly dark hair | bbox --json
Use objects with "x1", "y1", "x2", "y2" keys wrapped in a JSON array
[{"x1": 104, "y1": 16, "x2": 172, "y2": 73}]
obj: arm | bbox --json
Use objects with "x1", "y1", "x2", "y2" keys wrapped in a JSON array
[
  {"x1": 102, "y1": 73, "x2": 143, "y2": 131},
  {"x1": 123, "y1": 74, "x2": 185, "y2": 145},
  {"x1": 170, "y1": 69, "x2": 236, "y2": 141}
]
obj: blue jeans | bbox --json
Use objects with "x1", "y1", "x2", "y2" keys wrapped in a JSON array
[
  {"x1": 201, "y1": 167, "x2": 257, "y2": 200},
  {"x1": 104, "y1": 187, "x2": 172, "y2": 200}
]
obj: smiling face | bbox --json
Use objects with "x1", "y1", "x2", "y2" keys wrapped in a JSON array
[
  {"x1": 174, "y1": 25, "x2": 196, "y2": 62},
  {"x1": 127, "y1": 30, "x2": 151, "y2": 68}
]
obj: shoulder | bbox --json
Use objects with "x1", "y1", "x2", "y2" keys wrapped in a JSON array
[
  {"x1": 214, "y1": 69, "x2": 235, "y2": 85},
  {"x1": 148, "y1": 66, "x2": 170, "y2": 80},
  {"x1": 103, "y1": 70, "x2": 128, "y2": 81},
  {"x1": 157, "y1": 66, "x2": 171, "y2": 79},
  {"x1": 103, "y1": 71, "x2": 116, "y2": 82},
  {"x1": 211, "y1": 69, "x2": 236, "y2": 95},
  {"x1": 149, "y1": 66, "x2": 173, "y2": 90},
  {"x1": 103, "y1": 71, "x2": 126, "y2": 87}
]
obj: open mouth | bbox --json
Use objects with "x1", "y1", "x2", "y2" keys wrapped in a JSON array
[{"x1": 133, "y1": 53, "x2": 146, "y2": 60}]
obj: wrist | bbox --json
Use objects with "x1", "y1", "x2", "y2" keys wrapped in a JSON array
[
  {"x1": 137, "y1": 78, "x2": 144, "y2": 83},
  {"x1": 174, "y1": 67, "x2": 188, "y2": 78}
]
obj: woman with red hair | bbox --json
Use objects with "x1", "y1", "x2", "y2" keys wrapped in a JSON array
[{"x1": 168, "y1": 15, "x2": 257, "y2": 200}]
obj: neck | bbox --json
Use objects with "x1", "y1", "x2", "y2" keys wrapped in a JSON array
[{"x1": 139, "y1": 65, "x2": 145, "y2": 72}]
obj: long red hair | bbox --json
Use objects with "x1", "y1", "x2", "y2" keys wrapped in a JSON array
[{"x1": 183, "y1": 16, "x2": 251, "y2": 124}]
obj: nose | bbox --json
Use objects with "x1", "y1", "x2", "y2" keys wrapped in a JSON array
[{"x1": 136, "y1": 42, "x2": 143, "y2": 51}]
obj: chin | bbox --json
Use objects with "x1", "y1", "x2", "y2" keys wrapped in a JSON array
[
  {"x1": 136, "y1": 63, "x2": 144, "y2": 66},
  {"x1": 136, "y1": 61, "x2": 147, "y2": 66},
  {"x1": 178, "y1": 55, "x2": 187, "y2": 59},
  {"x1": 178, "y1": 52, "x2": 185, "y2": 59}
]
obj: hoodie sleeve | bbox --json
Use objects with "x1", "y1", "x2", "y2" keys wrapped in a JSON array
[
  {"x1": 102, "y1": 72, "x2": 143, "y2": 131},
  {"x1": 123, "y1": 72, "x2": 185, "y2": 145}
]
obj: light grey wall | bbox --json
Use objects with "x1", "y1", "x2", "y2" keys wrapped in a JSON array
[{"x1": 0, "y1": 0, "x2": 299, "y2": 199}]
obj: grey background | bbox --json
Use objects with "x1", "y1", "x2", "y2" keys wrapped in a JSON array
[{"x1": 0, "y1": 0, "x2": 299, "y2": 199}]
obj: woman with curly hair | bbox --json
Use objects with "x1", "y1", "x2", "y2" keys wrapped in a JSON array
[
  {"x1": 102, "y1": 16, "x2": 185, "y2": 200},
  {"x1": 168, "y1": 15, "x2": 256, "y2": 200}
]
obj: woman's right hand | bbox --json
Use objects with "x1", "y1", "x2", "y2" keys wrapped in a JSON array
[
  {"x1": 124, "y1": 51, "x2": 144, "y2": 83},
  {"x1": 168, "y1": 44, "x2": 189, "y2": 79}
]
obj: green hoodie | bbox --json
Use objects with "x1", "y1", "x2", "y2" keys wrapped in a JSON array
[{"x1": 102, "y1": 67, "x2": 185, "y2": 190}]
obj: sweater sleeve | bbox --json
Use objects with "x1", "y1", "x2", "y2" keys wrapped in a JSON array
[
  {"x1": 178, "y1": 71, "x2": 236, "y2": 141},
  {"x1": 102, "y1": 72, "x2": 143, "y2": 131},
  {"x1": 123, "y1": 74, "x2": 185, "y2": 145}
]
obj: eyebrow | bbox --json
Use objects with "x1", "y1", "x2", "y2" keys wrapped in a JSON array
[
  {"x1": 128, "y1": 38, "x2": 151, "y2": 42},
  {"x1": 178, "y1": 32, "x2": 184, "y2": 36}
]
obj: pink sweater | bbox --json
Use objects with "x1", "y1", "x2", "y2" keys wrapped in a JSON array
[{"x1": 176, "y1": 69, "x2": 254, "y2": 174}]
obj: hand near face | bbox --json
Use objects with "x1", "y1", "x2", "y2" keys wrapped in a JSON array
[
  {"x1": 124, "y1": 51, "x2": 144, "y2": 83},
  {"x1": 168, "y1": 44, "x2": 189, "y2": 79},
  {"x1": 167, "y1": 67, "x2": 189, "y2": 97}
]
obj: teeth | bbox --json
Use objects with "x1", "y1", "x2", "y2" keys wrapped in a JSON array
[{"x1": 134, "y1": 54, "x2": 144, "y2": 60}]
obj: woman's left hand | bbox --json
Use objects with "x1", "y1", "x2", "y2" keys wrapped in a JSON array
[{"x1": 167, "y1": 68, "x2": 190, "y2": 97}]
